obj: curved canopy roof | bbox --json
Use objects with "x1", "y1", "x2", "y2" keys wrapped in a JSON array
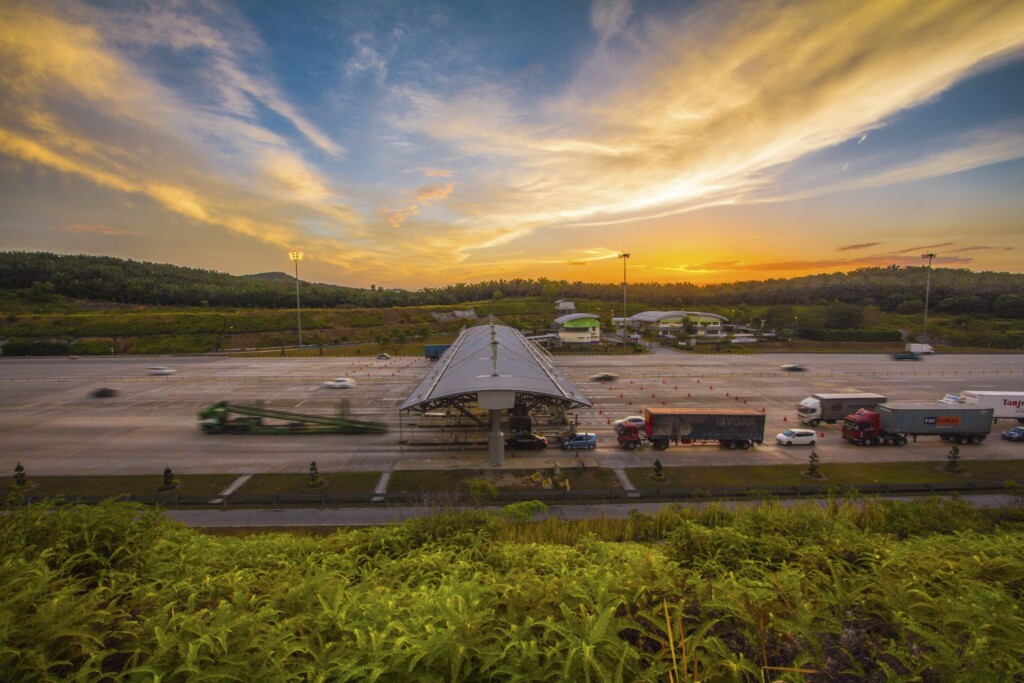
[
  {"x1": 630, "y1": 310, "x2": 728, "y2": 323},
  {"x1": 553, "y1": 313, "x2": 600, "y2": 325},
  {"x1": 399, "y1": 320, "x2": 591, "y2": 412}
]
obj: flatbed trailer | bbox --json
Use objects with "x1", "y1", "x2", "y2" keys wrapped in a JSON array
[{"x1": 199, "y1": 401, "x2": 387, "y2": 434}]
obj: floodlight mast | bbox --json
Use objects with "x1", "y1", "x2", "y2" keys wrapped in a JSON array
[
  {"x1": 289, "y1": 251, "x2": 303, "y2": 349},
  {"x1": 921, "y1": 253, "x2": 936, "y2": 340},
  {"x1": 619, "y1": 253, "x2": 630, "y2": 349}
]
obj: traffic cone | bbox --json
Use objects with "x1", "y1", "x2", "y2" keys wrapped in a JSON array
[
  {"x1": 598, "y1": 409, "x2": 603, "y2": 414},
  {"x1": 726, "y1": 392, "x2": 729, "y2": 396},
  {"x1": 687, "y1": 392, "x2": 691, "y2": 397},
  {"x1": 607, "y1": 418, "x2": 611, "y2": 424},
  {"x1": 820, "y1": 432, "x2": 825, "y2": 438},
  {"x1": 697, "y1": 379, "x2": 701, "y2": 384},
  {"x1": 662, "y1": 400, "x2": 666, "y2": 405},
  {"x1": 783, "y1": 416, "x2": 788, "y2": 422},
  {"x1": 762, "y1": 407, "x2": 766, "y2": 412},
  {"x1": 651, "y1": 393, "x2": 656, "y2": 398},
  {"x1": 710, "y1": 385, "x2": 714, "y2": 390}
]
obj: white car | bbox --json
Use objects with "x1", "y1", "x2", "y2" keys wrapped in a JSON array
[
  {"x1": 613, "y1": 415, "x2": 646, "y2": 429},
  {"x1": 776, "y1": 429, "x2": 817, "y2": 446},
  {"x1": 145, "y1": 366, "x2": 176, "y2": 376},
  {"x1": 323, "y1": 377, "x2": 356, "y2": 389}
]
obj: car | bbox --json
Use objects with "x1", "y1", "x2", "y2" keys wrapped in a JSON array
[
  {"x1": 1002, "y1": 427, "x2": 1024, "y2": 442},
  {"x1": 323, "y1": 377, "x2": 356, "y2": 389},
  {"x1": 776, "y1": 429, "x2": 817, "y2": 446},
  {"x1": 590, "y1": 372, "x2": 619, "y2": 382},
  {"x1": 561, "y1": 433, "x2": 597, "y2": 450},
  {"x1": 613, "y1": 415, "x2": 646, "y2": 429},
  {"x1": 377, "y1": 353, "x2": 391, "y2": 360},
  {"x1": 892, "y1": 352, "x2": 922, "y2": 361},
  {"x1": 145, "y1": 366, "x2": 176, "y2": 376},
  {"x1": 780, "y1": 364, "x2": 807, "y2": 372},
  {"x1": 506, "y1": 433, "x2": 548, "y2": 450}
]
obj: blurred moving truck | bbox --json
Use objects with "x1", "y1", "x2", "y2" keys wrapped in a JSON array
[
  {"x1": 906, "y1": 343, "x2": 934, "y2": 354},
  {"x1": 941, "y1": 391, "x2": 1024, "y2": 423},
  {"x1": 796, "y1": 393, "x2": 887, "y2": 426}
]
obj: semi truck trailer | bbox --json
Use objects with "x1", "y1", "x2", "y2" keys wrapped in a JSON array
[
  {"x1": 617, "y1": 407, "x2": 766, "y2": 451},
  {"x1": 940, "y1": 391, "x2": 1024, "y2": 423},
  {"x1": 841, "y1": 402, "x2": 993, "y2": 446},
  {"x1": 796, "y1": 393, "x2": 887, "y2": 426}
]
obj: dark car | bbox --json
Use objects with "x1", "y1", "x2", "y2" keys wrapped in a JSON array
[
  {"x1": 892, "y1": 352, "x2": 922, "y2": 361},
  {"x1": 780, "y1": 364, "x2": 807, "y2": 372},
  {"x1": 590, "y1": 372, "x2": 619, "y2": 382},
  {"x1": 506, "y1": 433, "x2": 548, "y2": 450},
  {"x1": 1002, "y1": 427, "x2": 1024, "y2": 442}
]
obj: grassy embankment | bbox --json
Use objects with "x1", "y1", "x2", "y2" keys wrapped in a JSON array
[{"x1": 3, "y1": 496, "x2": 1024, "y2": 681}]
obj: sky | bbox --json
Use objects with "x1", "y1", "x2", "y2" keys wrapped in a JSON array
[{"x1": 1, "y1": 0, "x2": 1023, "y2": 289}]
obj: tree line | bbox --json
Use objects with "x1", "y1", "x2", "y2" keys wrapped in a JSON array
[{"x1": 2, "y1": 251, "x2": 1023, "y2": 317}]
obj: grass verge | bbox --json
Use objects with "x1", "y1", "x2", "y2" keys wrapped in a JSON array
[
  {"x1": 13, "y1": 474, "x2": 239, "y2": 500},
  {"x1": 387, "y1": 467, "x2": 620, "y2": 494},
  {"x1": 626, "y1": 459, "x2": 1024, "y2": 489},
  {"x1": 241, "y1": 472, "x2": 382, "y2": 495}
]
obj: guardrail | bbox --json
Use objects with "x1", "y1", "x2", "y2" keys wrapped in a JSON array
[{"x1": 15, "y1": 480, "x2": 1017, "y2": 509}]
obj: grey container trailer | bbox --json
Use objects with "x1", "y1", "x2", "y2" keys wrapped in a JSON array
[
  {"x1": 879, "y1": 402, "x2": 993, "y2": 444},
  {"x1": 644, "y1": 407, "x2": 766, "y2": 450}
]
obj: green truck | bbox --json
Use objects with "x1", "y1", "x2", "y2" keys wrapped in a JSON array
[{"x1": 199, "y1": 401, "x2": 387, "y2": 434}]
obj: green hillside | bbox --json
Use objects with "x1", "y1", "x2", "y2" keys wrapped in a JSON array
[{"x1": 2, "y1": 498, "x2": 1023, "y2": 681}]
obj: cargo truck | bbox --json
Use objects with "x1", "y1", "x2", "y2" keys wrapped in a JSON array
[
  {"x1": 906, "y1": 343, "x2": 934, "y2": 354},
  {"x1": 424, "y1": 344, "x2": 451, "y2": 360},
  {"x1": 617, "y1": 407, "x2": 766, "y2": 451},
  {"x1": 796, "y1": 393, "x2": 887, "y2": 426},
  {"x1": 841, "y1": 402, "x2": 993, "y2": 446},
  {"x1": 940, "y1": 391, "x2": 1024, "y2": 423}
]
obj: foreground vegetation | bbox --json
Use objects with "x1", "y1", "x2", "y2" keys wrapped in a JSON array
[{"x1": 3, "y1": 497, "x2": 1023, "y2": 681}]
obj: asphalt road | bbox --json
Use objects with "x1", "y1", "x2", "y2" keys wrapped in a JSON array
[{"x1": 2, "y1": 351, "x2": 1023, "y2": 476}]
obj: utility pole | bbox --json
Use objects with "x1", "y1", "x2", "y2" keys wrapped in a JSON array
[
  {"x1": 289, "y1": 251, "x2": 303, "y2": 349},
  {"x1": 618, "y1": 253, "x2": 630, "y2": 350},
  {"x1": 921, "y1": 252, "x2": 936, "y2": 340}
]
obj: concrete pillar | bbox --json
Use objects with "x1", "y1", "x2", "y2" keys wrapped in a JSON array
[{"x1": 488, "y1": 409, "x2": 505, "y2": 467}]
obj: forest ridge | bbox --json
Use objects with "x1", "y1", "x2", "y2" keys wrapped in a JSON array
[{"x1": 2, "y1": 252, "x2": 1023, "y2": 317}]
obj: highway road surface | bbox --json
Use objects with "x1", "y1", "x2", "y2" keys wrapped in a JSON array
[{"x1": 2, "y1": 351, "x2": 1023, "y2": 476}]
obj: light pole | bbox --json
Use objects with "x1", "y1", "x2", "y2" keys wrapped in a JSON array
[
  {"x1": 289, "y1": 251, "x2": 303, "y2": 349},
  {"x1": 618, "y1": 253, "x2": 630, "y2": 349},
  {"x1": 921, "y1": 252, "x2": 936, "y2": 341}
]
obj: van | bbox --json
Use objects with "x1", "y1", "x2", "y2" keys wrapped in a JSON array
[
  {"x1": 561, "y1": 433, "x2": 597, "y2": 450},
  {"x1": 906, "y1": 343, "x2": 934, "y2": 354}
]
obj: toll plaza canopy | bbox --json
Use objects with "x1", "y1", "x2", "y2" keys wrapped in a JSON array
[{"x1": 399, "y1": 320, "x2": 592, "y2": 413}]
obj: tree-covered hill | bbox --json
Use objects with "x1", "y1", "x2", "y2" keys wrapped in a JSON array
[
  {"x1": 2, "y1": 498, "x2": 1023, "y2": 681},
  {"x1": 2, "y1": 251, "x2": 1023, "y2": 317}
]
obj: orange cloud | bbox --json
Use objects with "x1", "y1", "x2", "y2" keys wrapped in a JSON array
[
  {"x1": 416, "y1": 183, "x2": 453, "y2": 204},
  {"x1": 57, "y1": 223, "x2": 141, "y2": 236}
]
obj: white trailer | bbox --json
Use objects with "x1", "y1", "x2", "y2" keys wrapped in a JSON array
[
  {"x1": 906, "y1": 343, "x2": 934, "y2": 354},
  {"x1": 940, "y1": 391, "x2": 1024, "y2": 423},
  {"x1": 796, "y1": 393, "x2": 887, "y2": 426}
]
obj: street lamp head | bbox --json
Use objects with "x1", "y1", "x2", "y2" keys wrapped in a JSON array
[
  {"x1": 921, "y1": 253, "x2": 936, "y2": 260},
  {"x1": 619, "y1": 252, "x2": 630, "y2": 259},
  {"x1": 289, "y1": 251, "x2": 304, "y2": 261}
]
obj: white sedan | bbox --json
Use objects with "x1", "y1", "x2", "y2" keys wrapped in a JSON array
[
  {"x1": 776, "y1": 429, "x2": 817, "y2": 446},
  {"x1": 145, "y1": 366, "x2": 176, "y2": 376},
  {"x1": 613, "y1": 415, "x2": 646, "y2": 429},
  {"x1": 323, "y1": 377, "x2": 356, "y2": 389}
]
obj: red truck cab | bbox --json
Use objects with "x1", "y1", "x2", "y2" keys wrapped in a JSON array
[{"x1": 842, "y1": 408, "x2": 880, "y2": 445}]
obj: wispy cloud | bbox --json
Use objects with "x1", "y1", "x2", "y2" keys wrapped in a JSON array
[
  {"x1": 57, "y1": 223, "x2": 141, "y2": 236},
  {"x1": 838, "y1": 243, "x2": 881, "y2": 252},
  {"x1": 416, "y1": 183, "x2": 453, "y2": 204}
]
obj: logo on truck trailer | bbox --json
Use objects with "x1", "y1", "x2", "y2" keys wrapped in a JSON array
[{"x1": 924, "y1": 416, "x2": 961, "y2": 426}]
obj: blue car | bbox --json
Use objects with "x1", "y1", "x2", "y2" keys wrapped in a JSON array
[
  {"x1": 1002, "y1": 427, "x2": 1024, "y2": 442},
  {"x1": 561, "y1": 433, "x2": 597, "y2": 450}
]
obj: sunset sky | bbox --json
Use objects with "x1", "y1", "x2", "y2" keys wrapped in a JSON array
[{"x1": 1, "y1": 0, "x2": 1023, "y2": 289}]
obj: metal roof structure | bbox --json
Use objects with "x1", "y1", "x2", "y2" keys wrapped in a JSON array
[
  {"x1": 399, "y1": 319, "x2": 592, "y2": 413},
  {"x1": 553, "y1": 313, "x2": 600, "y2": 325},
  {"x1": 630, "y1": 310, "x2": 728, "y2": 323}
]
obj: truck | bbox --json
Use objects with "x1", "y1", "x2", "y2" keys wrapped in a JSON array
[
  {"x1": 796, "y1": 393, "x2": 886, "y2": 426},
  {"x1": 617, "y1": 407, "x2": 766, "y2": 451},
  {"x1": 424, "y1": 344, "x2": 451, "y2": 360},
  {"x1": 906, "y1": 343, "x2": 934, "y2": 354},
  {"x1": 841, "y1": 402, "x2": 993, "y2": 446},
  {"x1": 199, "y1": 401, "x2": 388, "y2": 434},
  {"x1": 940, "y1": 391, "x2": 1024, "y2": 423}
]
